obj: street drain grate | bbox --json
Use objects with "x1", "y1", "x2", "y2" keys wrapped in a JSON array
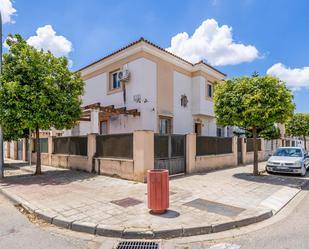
[{"x1": 116, "y1": 241, "x2": 159, "y2": 249}]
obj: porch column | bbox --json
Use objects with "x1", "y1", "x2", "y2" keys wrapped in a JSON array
[
  {"x1": 90, "y1": 109, "x2": 100, "y2": 134},
  {"x1": 186, "y1": 133, "x2": 196, "y2": 173},
  {"x1": 133, "y1": 130, "x2": 154, "y2": 182}
]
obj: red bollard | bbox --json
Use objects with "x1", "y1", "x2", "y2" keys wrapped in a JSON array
[{"x1": 147, "y1": 169, "x2": 169, "y2": 214}]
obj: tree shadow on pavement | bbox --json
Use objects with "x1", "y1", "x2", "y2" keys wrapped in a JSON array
[
  {"x1": 233, "y1": 172, "x2": 309, "y2": 189},
  {"x1": 1, "y1": 166, "x2": 96, "y2": 187}
]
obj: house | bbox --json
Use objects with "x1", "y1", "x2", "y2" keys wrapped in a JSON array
[{"x1": 64, "y1": 37, "x2": 230, "y2": 137}]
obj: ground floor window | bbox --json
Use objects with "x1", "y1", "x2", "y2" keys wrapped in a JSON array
[{"x1": 159, "y1": 116, "x2": 172, "y2": 134}]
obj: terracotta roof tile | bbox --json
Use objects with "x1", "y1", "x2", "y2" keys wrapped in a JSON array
[{"x1": 77, "y1": 37, "x2": 226, "y2": 77}]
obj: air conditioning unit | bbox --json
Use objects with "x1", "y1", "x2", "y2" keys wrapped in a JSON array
[{"x1": 118, "y1": 69, "x2": 130, "y2": 81}]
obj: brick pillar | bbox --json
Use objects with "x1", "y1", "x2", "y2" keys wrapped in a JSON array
[
  {"x1": 186, "y1": 133, "x2": 196, "y2": 173},
  {"x1": 48, "y1": 136, "x2": 54, "y2": 165},
  {"x1": 133, "y1": 130, "x2": 154, "y2": 182},
  {"x1": 5, "y1": 142, "x2": 10, "y2": 159},
  {"x1": 232, "y1": 136, "x2": 238, "y2": 166},
  {"x1": 87, "y1": 133, "x2": 97, "y2": 173},
  {"x1": 22, "y1": 139, "x2": 27, "y2": 161},
  {"x1": 241, "y1": 138, "x2": 247, "y2": 165}
]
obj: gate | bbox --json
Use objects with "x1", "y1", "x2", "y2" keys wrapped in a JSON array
[
  {"x1": 237, "y1": 138, "x2": 243, "y2": 165},
  {"x1": 17, "y1": 140, "x2": 23, "y2": 160},
  {"x1": 154, "y1": 134, "x2": 186, "y2": 175}
]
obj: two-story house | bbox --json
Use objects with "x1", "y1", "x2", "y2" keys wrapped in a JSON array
[{"x1": 64, "y1": 38, "x2": 229, "y2": 136}]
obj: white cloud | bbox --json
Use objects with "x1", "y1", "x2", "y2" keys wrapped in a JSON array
[
  {"x1": 27, "y1": 25, "x2": 72, "y2": 58},
  {"x1": 166, "y1": 19, "x2": 259, "y2": 66},
  {"x1": 267, "y1": 63, "x2": 309, "y2": 90},
  {"x1": 0, "y1": 0, "x2": 16, "y2": 24}
]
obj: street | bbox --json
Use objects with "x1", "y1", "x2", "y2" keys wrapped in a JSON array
[
  {"x1": 0, "y1": 194, "x2": 98, "y2": 249},
  {"x1": 0, "y1": 176, "x2": 309, "y2": 249}
]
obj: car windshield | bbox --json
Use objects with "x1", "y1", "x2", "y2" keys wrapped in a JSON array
[{"x1": 273, "y1": 148, "x2": 303, "y2": 157}]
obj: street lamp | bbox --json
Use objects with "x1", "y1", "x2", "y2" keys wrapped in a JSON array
[{"x1": 0, "y1": 10, "x2": 4, "y2": 178}]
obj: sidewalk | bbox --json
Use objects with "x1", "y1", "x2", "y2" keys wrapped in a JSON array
[{"x1": 0, "y1": 160, "x2": 307, "y2": 239}]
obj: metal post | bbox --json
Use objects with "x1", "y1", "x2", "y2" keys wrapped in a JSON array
[{"x1": 0, "y1": 11, "x2": 4, "y2": 178}]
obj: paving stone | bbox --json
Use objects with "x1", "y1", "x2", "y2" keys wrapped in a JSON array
[{"x1": 2, "y1": 160, "x2": 305, "y2": 239}]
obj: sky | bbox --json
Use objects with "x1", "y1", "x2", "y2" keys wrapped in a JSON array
[{"x1": 1, "y1": 0, "x2": 308, "y2": 112}]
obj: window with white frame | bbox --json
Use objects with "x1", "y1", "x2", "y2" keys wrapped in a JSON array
[{"x1": 110, "y1": 70, "x2": 121, "y2": 90}]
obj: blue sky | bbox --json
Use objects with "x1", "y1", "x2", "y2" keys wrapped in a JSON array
[{"x1": 1, "y1": 0, "x2": 309, "y2": 112}]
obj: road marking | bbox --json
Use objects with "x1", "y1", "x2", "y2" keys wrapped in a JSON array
[{"x1": 209, "y1": 243, "x2": 241, "y2": 249}]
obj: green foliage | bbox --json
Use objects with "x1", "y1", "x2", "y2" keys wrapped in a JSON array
[
  {"x1": 214, "y1": 75, "x2": 294, "y2": 174},
  {"x1": 0, "y1": 34, "x2": 84, "y2": 139},
  {"x1": 286, "y1": 113, "x2": 309, "y2": 149},
  {"x1": 214, "y1": 76, "x2": 294, "y2": 131},
  {"x1": 259, "y1": 125, "x2": 281, "y2": 140}
]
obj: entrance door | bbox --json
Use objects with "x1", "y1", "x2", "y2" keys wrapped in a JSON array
[{"x1": 154, "y1": 134, "x2": 186, "y2": 175}]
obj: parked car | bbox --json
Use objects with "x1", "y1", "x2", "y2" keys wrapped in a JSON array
[{"x1": 266, "y1": 147, "x2": 309, "y2": 176}]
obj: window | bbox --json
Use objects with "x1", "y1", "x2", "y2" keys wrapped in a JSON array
[
  {"x1": 159, "y1": 117, "x2": 172, "y2": 134},
  {"x1": 207, "y1": 83, "x2": 213, "y2": 98},
  {"x1": 217, "y1": 127, "x2": 223, "y2": 137},
  {"x1": 110, "y1": 70, "x2": 121, "y2": 90}
]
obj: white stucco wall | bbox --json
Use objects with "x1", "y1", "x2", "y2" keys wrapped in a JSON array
[
  {"x1": 173, "y1": 72, "x2": 193, "y2": 134},
  {"x1": 80, "y1": 57, "x2": 157, "y2": 134},
  {"x1": 191, "y1": 76, "x2": 215, "y2": 117}
]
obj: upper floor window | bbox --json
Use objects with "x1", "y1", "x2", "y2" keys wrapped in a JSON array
[
  {"x1": 110, "y1": 70, "x2": 121, "y2": 90},
  {"x1": 159, "y1": 116, "x2": 172, "y2": 134},
  {"x1": 207, "y1": 83, "x2": 213, "y2": 98}
]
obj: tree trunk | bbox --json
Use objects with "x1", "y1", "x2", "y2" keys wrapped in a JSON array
[
  {"x1": 304, "y1": 135, "x2": 307, "y2": 150},
  {"x1": 35, "y1": 126, "x2": 42, "y2": 175},
  {"x1": 252, "y1": 126, "x2": 259, "y2": 175}
]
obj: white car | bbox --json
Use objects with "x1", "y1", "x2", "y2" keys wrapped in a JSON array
[{"x1": 266, "y1": 147, "x2": 309, "y2": 176}]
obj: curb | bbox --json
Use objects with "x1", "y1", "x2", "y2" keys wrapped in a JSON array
[{"x1": 0, "y1": 188, "x2": 274, "y2": 239}]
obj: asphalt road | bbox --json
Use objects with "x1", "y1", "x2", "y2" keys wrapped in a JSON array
[{"x1": 0, "y1": 194, "x2": 98, "y2": 249}]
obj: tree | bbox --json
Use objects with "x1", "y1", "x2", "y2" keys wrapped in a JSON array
[
  {"x1": 259, "y1": 125, "x2": 281, "y2": 140},
  {"x1": 286, "y1": 113, "x2": 309, "y2": 150},
  {"x1": 0, "y1": 34, "x2": 84, "y2": 175},
  {"x1": 214, "y1": 75, "x2": 294, "y2": 175}
]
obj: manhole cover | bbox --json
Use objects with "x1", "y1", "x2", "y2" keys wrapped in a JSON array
[
  {"x1": 116, "y1": 241, "x2": 159, "y2": 249},
  {"x1": 111, "y1": 197, "x2": 143, "y2": 208}
]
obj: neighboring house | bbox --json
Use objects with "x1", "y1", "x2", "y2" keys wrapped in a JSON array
[{"x1": 64, "y1": 38, "x2": 228, "y2": 136}]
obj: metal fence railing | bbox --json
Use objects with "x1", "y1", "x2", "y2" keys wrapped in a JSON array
[
  {"x1": 32, "y1": 138, "x2": 49, "y2": 153},
  {"x1": 246, "y1": 138, "x2": 262, "y2": 152},
  {"x1": 196, "y1": 136, "x2": 233, "y2": 156},
  {"x1": 53, "y1": 136, "x2": 88, "y2": 156},
  {"x1": 96, "y1": 133, "x2": 133, "y2": 159}
]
